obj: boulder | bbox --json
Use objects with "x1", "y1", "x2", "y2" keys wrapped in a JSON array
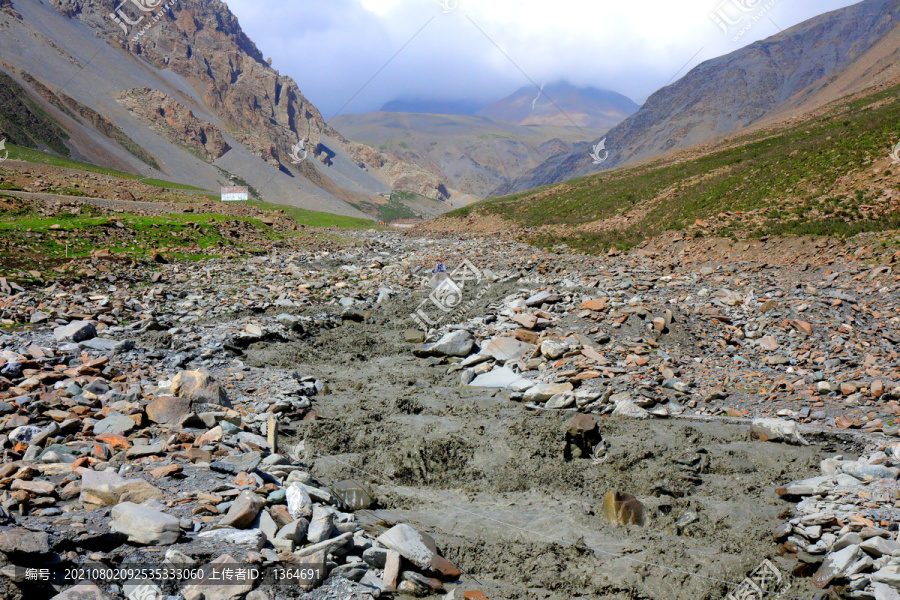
[
  {"x1": 92, "y1": 413, "x2": 136, "y2": 436},
  {"x1": 414, "y1": 331, "x2": 475, "y2": 358},
  {"x1": 376, "y1": 523, "x2": 439, "y2": 571},
  {"x1": 540, "y1": 340, "x2": 568, "y2": 360},
  {"x1": 54, "y1": 321, "x2": 96, "y2": 343},
  {"x1": 182, "y1": 554, "x2": 256, "y2": 600},
  {"x1": 813, "y1": 544, "x2": 861, "y2": 588},
  {"x1": 750, "y1": 418, "x2": 808, "y2": 445},
  {"x1": 307, "y1": 506, "x2": 335, "y2": 544},
  {"x1": 481, "y1": 337, "x2": 533, "y2": 362},
  {"x1": 524, "y1": 382, "x2": 573, "y2": 403},
  {"x1": 286, "y1": 483, "x2": 313, "y2": 519},
  {"x1": 611, "y1": 401, "x2": 650, "y2": 419},
  {"x1": 146, "y1": 395, "x2": 192, "y2": 425},
  {"x1": 110, "y1": 502, "x2": 181, "y2": 545},
  {"x1": 171, "y1": 369, "x2": 231, "y2": 406},
  {"x1": 217, "y1": 491, "x2": 265, "y2": 529},
  {"x1": 0, "y1": 527, "x2": 51, "y2": 554}
]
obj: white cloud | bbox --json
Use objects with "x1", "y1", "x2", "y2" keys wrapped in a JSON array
[{"x1": 226, "y1": 0, "x2": 862, "y2": 117}]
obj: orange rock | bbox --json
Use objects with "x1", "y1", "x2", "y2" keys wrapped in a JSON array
[
  {"x1": 573, "y1": 371, "x2": 601, "y2": 381},
  {"x1": 790, "y1": 320, "x2": 813, "y2": 336},
  {"x1": 514, "y1": 329, "x2": 539, "y2": 344},
  {"x1": 464, "y1": 593, "x2": 489, "y2": 600},
  {"x1": 95, "y1": 433, "x2": 131, "y2": 450},
  {"x1": 150, "y1": 465, "x2": 183, "y2": 479},
  {"x1": 580, "y1": 298, "x2": 609, "y2": 312}
]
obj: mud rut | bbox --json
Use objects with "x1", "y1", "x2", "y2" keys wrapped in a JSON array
[{"x1": 242, "y1": 285, "x2": 842, "y2": 600}]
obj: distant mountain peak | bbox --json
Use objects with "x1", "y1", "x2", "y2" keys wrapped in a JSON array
[{"x1": 476, "y1": 83, "x2": 640, "y2": 129}]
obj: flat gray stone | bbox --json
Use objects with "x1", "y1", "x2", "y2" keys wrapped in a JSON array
[
  {"x1": 414, "y1": 330, "x2": 474, "y2": 358},
  {"x1": 54, "y1": 321, "x2": 96, "y2": 343},
  {"x1": 93, "y1": 413, "x2": 135, "y2": 436},
  {"x1": 221, "y1": 451, "x2": 263, "y2": 473},
  {"x1": 375, "y1": 523, "x2": 438, "y2": 571},
  {"x1": 110, "y1": 502, "x2": 180, "y2": 545}
]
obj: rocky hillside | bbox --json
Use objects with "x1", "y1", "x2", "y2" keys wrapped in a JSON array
[
  {"x1": 0, "y1": 0, "x2": 448, "y2": 220},
  {"x1": 331, "y1": 112, "x2": 605, "y2": 200},
  {"x1": 497, "y1": 0, "x2": 900, "y2": 196},
  {"x1": 440, "y1": 80, "x2": 900, "y2": 253}
]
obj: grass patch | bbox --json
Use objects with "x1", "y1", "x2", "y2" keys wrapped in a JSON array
[
  {"x1": 3, "y1": 143, "x2": 213, "y2": 192},
  {"x1": 249, "y1": 200, "x2": 376, "y2": 229},
  {"x1": 0, "y1": 210, "x2": 280, "y2": 275}
]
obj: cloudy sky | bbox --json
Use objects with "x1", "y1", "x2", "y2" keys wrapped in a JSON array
[{"x1": 225, "y1": 0, "x2": 861, "y2": 119}]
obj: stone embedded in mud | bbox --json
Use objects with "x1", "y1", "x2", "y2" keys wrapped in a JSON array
[
  {"x1": 404, "y1": 329, "x2": 426, "y2": 343},
  {"x1": 171, "y1": 368, "x2": 231, "y2": 406},
  {"x1": 750, "y1": 418, "x2": 808, "y2": 445},
  {"x1": 524, "y1": 382, "x2": 573, "y2": 403},
  {"x1": 841, "y1": 462, "x2": 899, "y2": 482},
  {"x1": 611, "y1": 400, "x2": 650, "y2": 419},
  {"x1": 331, "y1": 480, "x2": 375, "y2": 510},
  {"x1": 481, "y1": 337, "x2": 534, "y2": 362},
  {"x1": 414, "y1": 330, "x2": 475, "y2": 358},
  {"x1": 469, "y1": 366, "x2": 524, "y2": 389},
  {"x1": 565, "y1": 414, "x2": 603, "y2": 460},
  {"x1": 376, "y1": 523, "x2": 439, "y2": 570},
  {"x1": 601, "y1": 491, "x2": 645, "y2": 527}
]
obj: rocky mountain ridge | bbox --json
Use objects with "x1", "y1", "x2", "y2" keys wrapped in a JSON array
[{"x1": 496, "y1": 0, "x2": 900, "y2": 196}]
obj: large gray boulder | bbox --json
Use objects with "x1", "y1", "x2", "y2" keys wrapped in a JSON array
[
  {"x1": 110, "y1": 502, "x2": 181, "y2": 545},
  {"x1": 414, "y1": 330, "x2": 475, "y2": 358},
  {"x1": 54, "y1": 321, "x2": 96, "y2": 343}
]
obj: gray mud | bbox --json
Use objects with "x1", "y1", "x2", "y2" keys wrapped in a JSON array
[{"x1": 243, "y1": 283, "x2": 837, "y2": 600}]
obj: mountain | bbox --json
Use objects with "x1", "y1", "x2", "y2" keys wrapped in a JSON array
[
  {"x1": 436, "y1": 78, "x2": 900, "y2": 253},
  {"x1": 0, "y1": 0, "x2": 448, "y2": 221},
  {"x1": 476, "y1": 82, "x2": 639, "y2": 129},
  {"x1": 331, "y1": 112, "x2": 604, "y2": 200},
  {"x1": 379, "y1": 98, "x2": 484, "y2": 116},
  {"x1": 495, "y1": 0, "x2": 900, "y2": 196}
]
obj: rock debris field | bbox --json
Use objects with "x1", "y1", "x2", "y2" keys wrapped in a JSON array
[{"x1": 0, "y1": 230, "x2": 899, "y2": 600}]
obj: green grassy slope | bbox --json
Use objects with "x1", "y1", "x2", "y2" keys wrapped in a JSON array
[{"x1": 449, "y1": 84, "x2": 900, "y2": 251}]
